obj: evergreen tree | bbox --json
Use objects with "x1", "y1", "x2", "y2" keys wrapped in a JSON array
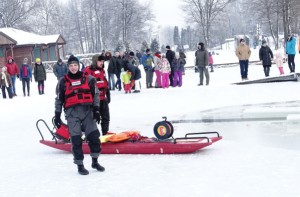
[
  {"x1": 181, "y1": 28, "x2": 187, "y2": 49},
  {"x1": 173, "y1": 26, "x2": 181, "y2": 47},
  {"x1": 124, "y1": 41, "x2": 132, "y2": 53},
  {"x1": 187, "y1": 26, "x2": 193, "y2": 50},
  {"x1": 115, "y1": 41, "x2": 125, "y2": 52},
  {"x1": 150, "y1": 38, "x2": 160, "y2": 53},
  {"x1": 141, "y1": 40, "x2": 149, "y2": 52},
  {"x1": 161, "y1": 44, "x2": 166, "y2": 53}
]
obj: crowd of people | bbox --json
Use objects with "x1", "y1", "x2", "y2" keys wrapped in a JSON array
[
  {"x1": 235, "y1": 34, "x2": 299, "y2": 79},
  {"x1": 0, "y1": 57, "x2": 47, "y2": 99}
]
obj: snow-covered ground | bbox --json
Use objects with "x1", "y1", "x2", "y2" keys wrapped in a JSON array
[{"x1": 0, "y1": 49, "x2": 300, "y2": 197}]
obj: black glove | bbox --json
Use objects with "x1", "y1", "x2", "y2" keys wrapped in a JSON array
[
  {"x1": 54, "y1": 112, "x2": 62, "y2": 128},
  {"x1": 93, "y1": 106, "x2": 100, "y2": 124},
  {"x1": 106, "y1": 90, "x2": 111, "y2": 104},
  {"x1": 17, "y1": 74, "x2": 19, "y2": 78}
]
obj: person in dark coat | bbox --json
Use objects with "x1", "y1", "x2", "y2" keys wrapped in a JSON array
[
  {"x1": 165, "y1": 45, "x2": 175, "y2": 86},
  {"x1": 259, "y1": 40, "x2": 274, "y2": 77},
  {"x1": 107, "y1": 52, "x2": 119, "y2": 90},
  {"x1": 54, "y1": 55, "x2": 104, "y2": 175},
  {"x1": 124, "y1": 59, "x2": 141, "y2": 93},
  {"x1": 195, "y1": 42, "x2": 209, "y2": 86},
  {"x1": 136, "y1": 50, "x2": 142, "y2": 63},
  {"x1": 115, "y1": 51, "x2": 125, "y2": 91},
  {"x1": 33, "y1": 58, "x2": 47, "y2": 95}
]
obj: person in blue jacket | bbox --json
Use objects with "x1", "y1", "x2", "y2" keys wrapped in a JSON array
[
  {"x1": 285, "y1": 34, "x2": 296, "y2": 73},
  {"x1": 19, "y1": 58, "x2": 32, "y2": 96}
]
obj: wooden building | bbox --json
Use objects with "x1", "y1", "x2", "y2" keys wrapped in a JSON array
[{"x1": 0, "y1": 28, "x2": 66, "y2": 67}]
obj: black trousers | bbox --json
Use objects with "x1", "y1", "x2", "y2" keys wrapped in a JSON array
[
  {"x1": 287, "y1": 54, "x2": 295, "y2": 72},
  {"x1": 100, "y1": 99, "x2": 110, "y2": 135},
  {"x1": 263, "y1": 66, "x2": 271, "y2": 77}
]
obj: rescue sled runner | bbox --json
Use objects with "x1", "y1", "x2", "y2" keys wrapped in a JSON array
[{"x1": 36, "y1": 117, "x2": 222, "y2": 154}]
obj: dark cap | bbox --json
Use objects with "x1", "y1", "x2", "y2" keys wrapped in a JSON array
[
  {"x1": 98, "y1": 55, "x2": 105, "y2": 61},
  {"x1": 129, "y1": 51, "x2": 135, "y2": 56},
  {"x1": 67, "y1": 55, "x2": 79, "y2": 65},
  {"x1": 166, "y1": 45, "x2": 170, "y2": 49}
]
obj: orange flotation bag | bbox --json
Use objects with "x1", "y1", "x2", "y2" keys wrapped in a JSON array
[{"x1": 106, "y1": 131, "x2": 140, "y2": 143}]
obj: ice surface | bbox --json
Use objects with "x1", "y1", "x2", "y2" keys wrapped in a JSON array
[{"x1": 0, "y1": 49, "x2": 299, "y2": 197}]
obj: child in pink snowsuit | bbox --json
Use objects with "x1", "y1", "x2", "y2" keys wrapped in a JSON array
[
  {"x1": 208, "y1": 52, "x2": 214, "y2": 72},
  {"x1": 153, "y1": 52, "x2": 162, "y2": 88},
  {"x1": 161, "y1": 56, "x2": 171, "y2": 88},
  {"x1": 275, "y1": 50, "x2": 284, "y2": 75}
]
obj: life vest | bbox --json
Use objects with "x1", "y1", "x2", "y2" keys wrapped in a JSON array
[
  {"x1": 84, "y1": 66, "x2": 108, "y2": 100},
  {"x1": 22, "y1": 65, "x2": 28, "y2": 77},
  {"x1": 64, "y1": 73, "x2": 93, "y2": 109}
]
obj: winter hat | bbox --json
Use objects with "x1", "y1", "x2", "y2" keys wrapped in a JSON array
[
  {"x1": 146, "y1": 48, "x2": 151, "y2": 53},
  {"x1": 154, "y1": 51, "x2": 161, "y2": 58},
  {"x1": 240, "y1": 39, "x2": 245, "y2": 43},
  {"x1": 36, "y1": 58, "x2": 41, "y2": 63},
  {"x1": 98, "y1": 55, "x2": 105, "y2": 61},
  {"x1": 129, "y1": 51, "x2": 135, "y2": 57},
  {"x1": 67, "y1": 55, "x2": 79, "y2": 66},
  {"x1": 166, "y1": 45, "x2": 170, "y2": 50},
  {"x1": 198, "y1": 42, "x2": 205, "y2": 50}
]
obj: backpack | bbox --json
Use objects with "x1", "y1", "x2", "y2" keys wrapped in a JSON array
[{"x1": 22, "y1": 65, "x2": 28, "y2": 77}]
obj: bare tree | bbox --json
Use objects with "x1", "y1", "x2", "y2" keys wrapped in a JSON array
[
  {"x1": 182, "y1": 0, "x2": 234, "y2": 47},
  {"x1": 0, "y1": 0, "x2": 38, "y2": 28}
]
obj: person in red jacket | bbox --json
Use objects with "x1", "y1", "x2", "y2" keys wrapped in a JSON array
[
  {"x1": 84, "y1": 55, "x2": 111, "y2": 136},
  {"x1": 5, "y1": 56, "x2": 19, "y2": 96}
]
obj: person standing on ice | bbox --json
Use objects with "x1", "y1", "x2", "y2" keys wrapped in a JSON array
[
  {"x1": 259, "y1": 40, "x2": 273, "y2": 77},
  {"x1": 54, "y1": 55, "x2": 104, "y2": 175},
  {"x1": 165, "y1": 45, "x2": 175, "y2": 86},
  {"x1": 33, "y1": 58, "x2": 47, "y2": 95},
  {"x1": 171, "y1": 53, "x2": 185, "y2": 87},
  {"x1": 161, "y1": 55, "x2": 171, "y2": 88},
  {"x1": 141, "y1": 48, "x2": 154, "y2": 88},
  {"x1": 195, "y1": 42, "x2": 209, "y2": 86},
  {"x1": 126, "y1": 51, "x2": 142, "y2": 93},
  {"x1": 19, "y1": 58, "x2": 32, "y2": 96},
  {"x1": 208, "y1": 52, "x2": 214, "y2": 72},
  {"x1": 84, "y1": 54, "x2": 111, "y2": 136},
  {"x1": 5, "y1": 56, "x2": 19, "y2": 96},
  {"x1": 153, "y1": 51, "x2": 162, "y2": 88},
  {"x1": 275, "y1": 49, "x2": 284, "y2": 75},
  {"x1": 53, "y1": 59, "x2": 68, "y2": 80},
  {"x1": 285, "y1": 34, "x2": 296, "y2": 73},
  {"x1": 235, "y1": 38, "x2": 251, "y2": 80},
  {"x1": 107, "y1": 51, "x2": 119, "y2": 91},
  {"x1": 0, "y1": 66, "x2": 13, "y2": 99}
]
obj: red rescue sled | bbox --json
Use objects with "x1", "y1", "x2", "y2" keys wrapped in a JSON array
[{"x1": 36, "y1": 117, "x2": 222, "y2": 154}]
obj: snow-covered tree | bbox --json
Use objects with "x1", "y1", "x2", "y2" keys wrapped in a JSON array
[
  {"x1": 150, "y1": 38, "x2": 160, "y2": 53},
  {"x1": 173, "y1": 26, "x2": 181, "y2": 47},
  {"x1": 124, "y1": 41, "x2": 132, "y2": 53},
  {"x1": 141, "y1": 40, "x2": 149, "y2": 52},
  {"x1": 161, "y1": 44, "x2": 166, "y2": 53},
  {"x1": 115, "y1": 41, "x2": 125, "y2": 52}
]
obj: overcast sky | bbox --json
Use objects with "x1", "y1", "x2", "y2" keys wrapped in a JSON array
[{"x1": 142, "y1": 0, "x2": 186, "y2": 28}]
